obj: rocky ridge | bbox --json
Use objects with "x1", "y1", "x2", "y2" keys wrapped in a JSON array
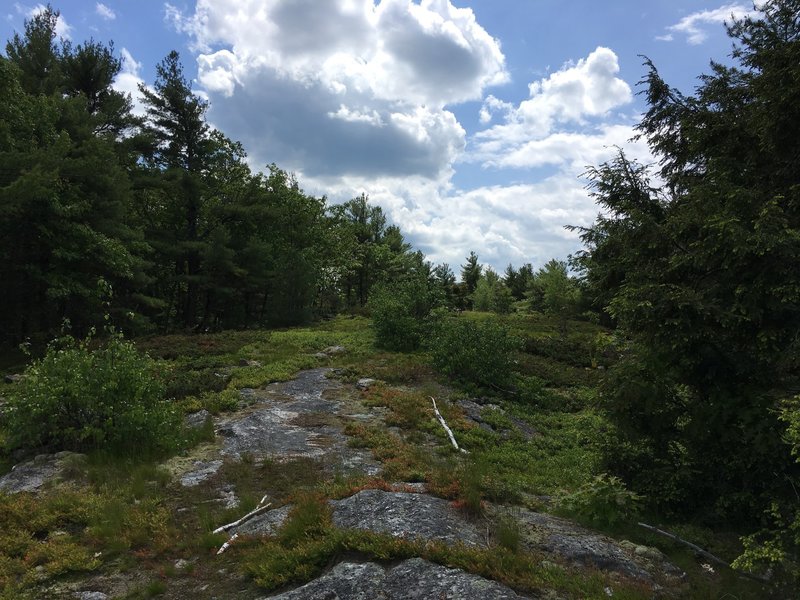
[{"x1": 0, "y1": 363, "x2": 686, "y2": 599}]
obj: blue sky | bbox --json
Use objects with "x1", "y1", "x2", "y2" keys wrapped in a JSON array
[{"x1": 2, "y1": 1, "x2": 757, "y2": 272}]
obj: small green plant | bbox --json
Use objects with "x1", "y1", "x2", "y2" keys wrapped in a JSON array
[
  {"x1": 556, "y1": 473, "x2": 642, "y2": 527},
  {"x1": 455, "y1": 457, "x2": 489, "y2": 517},
  {"x1": 494, "y1": 515, "x2": 522, "y2": 553},
  {"x1": 6, "y1": 330, "x2": 182, "y2": 456},
  {"x1": 427, "y1": 316, "x2": 519, "y2": 388}
]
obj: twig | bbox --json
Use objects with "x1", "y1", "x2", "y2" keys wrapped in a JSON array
[
  {"x1": 216, "y1": 533, "x2": 239, "y2": 555},
  {"x1": 637, "y1": 522, "x2": 770, "y2": 584},
  {"x1": 430, "y1": 397, "x2": 467, "y2": 454},
  {"x1": 213, "y1": 500, "x2": 272, "y2": 534}
]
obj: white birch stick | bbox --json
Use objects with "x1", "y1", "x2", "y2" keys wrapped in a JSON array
[
  {"x1": 431, "y1": 396, "x2": 466, "y2": 453},
  {"x1": 212, "y1": 502, "x2": 273, "y2": 534},
  {"x1": 216, "y1": 533, "x2": 239, "y2": 555}
]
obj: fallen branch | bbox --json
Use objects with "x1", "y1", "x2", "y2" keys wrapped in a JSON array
[
  {"x1": 637, "y1": 522, "x2": 770, "y2": 584},
  {"x1": 216, "y1": 532, "x2": 239, "y2": 555},
  {"x1": 431, "y1": 396, "x2": 467, "y2": 454},
  {"x1": 213, "y1": 498, "x2": 272, "y2": 534}
]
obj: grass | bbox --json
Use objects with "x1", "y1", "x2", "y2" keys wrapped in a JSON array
[{"x1": 0, "y1": 313, "x2": 777, "y2": 599}]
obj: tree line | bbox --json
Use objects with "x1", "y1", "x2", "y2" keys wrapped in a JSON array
[
  {"x1": 0, "y1": 8, "x2": 437, "y2": 345},
  {"x1": 0, "y1": 6, "x2": 588, "y2": 348}
]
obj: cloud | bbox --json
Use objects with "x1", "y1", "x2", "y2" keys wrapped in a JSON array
[
  {"x1": 302, "y1": 171, "x2": 604, "y2": 271},
  {"x1": 112, "y1": 48, "x2": 148, "y2": 117},
  {"x1": 170, "y1": 4, "x2": 645, "y2": 271},
  {"x1": 660, "y1": 3, "x2": 758, "y2": 44},
  {"x1": 471, "y1": 47, "x2": 634, "y2": 164},
  {"x1": 431, "y1": 46, "x2": 650, "y2": 270},
  {"x1": 167, "y1": 0, "x2": 506, "y2": 180},
  {"x1": 95, "y1": 2, "x2": 115, "y2": 20},
  {"x1": 478, "y1": 94, "x2": 513, "y2": 124},
  {"x1": 202, "y1": 65, "x2": 466, "y2": 179}
]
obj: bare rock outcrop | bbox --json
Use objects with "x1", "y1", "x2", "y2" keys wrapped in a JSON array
[{"x1": 262, "y1": 558, "x2": 540, "y2": 600}]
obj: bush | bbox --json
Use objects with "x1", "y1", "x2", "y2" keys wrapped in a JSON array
[
  {"x1": 427, "y1": 317, "x2": 519, "y2": 388},
  {"x1": 370, "y1": 278, "x2": 437, "y2": 352},
  {"x1": 556, "y1": 473, "x2": 642, "y2": 528},
  {"x1": 7, "y1": 331, "x2": 182, "y2": 456}
]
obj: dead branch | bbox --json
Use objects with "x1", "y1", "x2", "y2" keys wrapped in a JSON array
[
  {"x1": 213, "y1": 499, "x2": 272, "y2": 534},
  {"x1": 216, "y1": 532, "x2": 239, "y2": 555},
  {"x1": 431, "y1": 396, "x2": 467, "y2": 454},
  {"x1": 637, "y1": 522, "x2": 770, "y2": 584}
]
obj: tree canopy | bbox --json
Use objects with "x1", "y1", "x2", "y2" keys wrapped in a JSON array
[{"x1": 573, "y1": 0, "x2": 800, "y2": 524}]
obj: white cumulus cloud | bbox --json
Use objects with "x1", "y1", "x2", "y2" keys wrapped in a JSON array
[
  {"x1": 112, "y1": 48, "x2": 148, "y2": 117},
  {"x1": 168, "y1": 3, "x2": 648, "y2": 270},
  {"x1": 471, "y1": 47, "x2": 635, "y2": 165},
  {"x1": 166, "y1": 0, "x2": 507, "y2": 180}
]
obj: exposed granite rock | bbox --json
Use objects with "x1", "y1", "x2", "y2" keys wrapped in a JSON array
[
  {"x1": 74, "y1": 593, "x2": 109, "y2": 600},
  {"x1": 214, "y1": 369, "x2": 380, "y2": 476},
  {"x1": 385, "y1": 558, "x2": 536, "y2": 599},
  {"x1": 263, "y1": 558, "x2": 537, "y2": 599},
  {"x1": 493, "y1": 506, "x2": 684, "y2": 587},
  {"x1": 456, "y1": 398, "x2": 499, "y2": 433},
  {"x1": 264, "y1": 562, "x2": 384, "y2": 599},
  {"x1": 4, "y1": 373, "x2": 24, "y2": 384},
  {"x1": 330, "y1": 489, "x2": 484, "y2": 547},
  {"x1": 179, "y1": 459, "x2": 223, "y2": 487},
  {"x1": 239, "y1": 359, "x2": 262, "y2": 367},
  {"x1": 455, "y1": 399, "x2": 537, "y2": 440},
  {"x1": 0, "y1": 451, "x2": 85, "y2": 494}
]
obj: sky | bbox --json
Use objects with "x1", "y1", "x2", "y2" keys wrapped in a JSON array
[{"x1": 2, "y1": 1, "x2": 760, "y2": 272}]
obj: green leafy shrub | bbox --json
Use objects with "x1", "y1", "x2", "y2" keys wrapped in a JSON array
[
  {"x1": 556, "y1": 473, "x2": 642, "y2": 527},
  {"x1": 427, "y1": 317, "x2": 519, "y2": 388},
  {"x1": 7, "y1": 331, "x2": 182, "y2": 456},
  {"x1": 370, "y1": 277, "x2": 437, "y2": 352}
]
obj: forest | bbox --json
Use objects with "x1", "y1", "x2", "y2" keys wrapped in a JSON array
[{"x1": 0, "y1": 1, "x2": 799, "y2": 598}]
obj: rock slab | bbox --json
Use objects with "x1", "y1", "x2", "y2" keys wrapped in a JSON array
[
  {"x1": 0, "y1": 451, "x2": 85, "y2": 494},
  {"x1": 330, "y1": 489, "x2": 484, "y2": 547},
  {"x1": 263, "y1": 558, "x2": 535, "y2": 599},
  {"x1": 501, "y1": 506, "x2": 684, "y2": 586},
  {"x1": 214, "y1": 369, "x2": 380, "y2": 476}
]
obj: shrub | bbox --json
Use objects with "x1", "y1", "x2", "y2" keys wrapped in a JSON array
[
  {"x1": 427, "y1": 317, "x2": 519, "y2": 388},
  {"x1": 556, "y1": 473, "x2": 642, "y2": 528},
  {"x1": 7, "y1": 331, "x2": 182, "y2": 456},
  {"x1": 370, "y1": 277, "x2": 437, "y2": 352}
]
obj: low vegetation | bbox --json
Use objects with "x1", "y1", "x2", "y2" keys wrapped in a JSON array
[{"x1": 0, "y1": 313, "x2": 778, "y2": 598}]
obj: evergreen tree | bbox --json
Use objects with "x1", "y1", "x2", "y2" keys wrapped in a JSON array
[
  {"x1": 4, "y1": 5, "x2": 62, "y2": 96},
  {"x1": 574, "y1": 0, "x2": 800, "y2": 519},
  {"x1": 1, "y1": 15, "x2": 143, "y2": 343},
  {"x1": 138, "y1": 50, "x2": 219, "y2": 328},
  {"x1": 460, "y1": 251, "x2": 482, "y2": 295}
]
